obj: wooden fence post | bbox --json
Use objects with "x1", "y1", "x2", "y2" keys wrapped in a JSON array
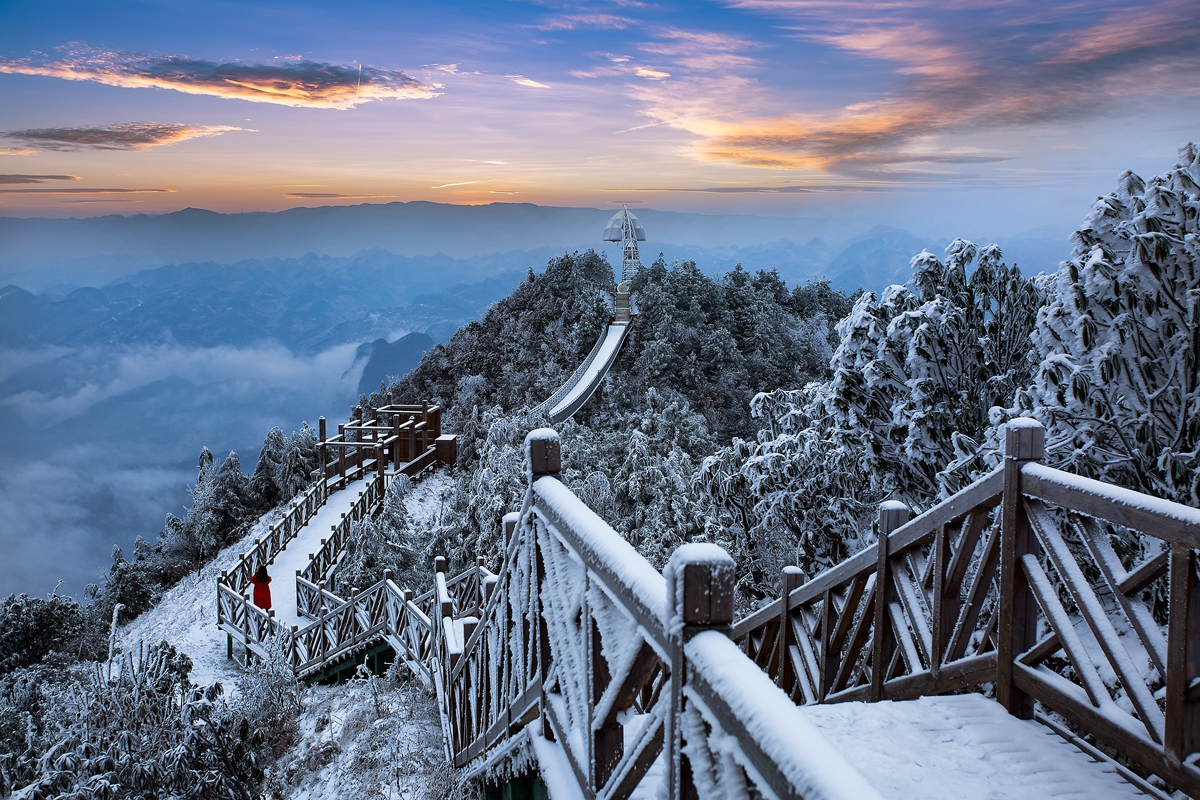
[
  {"x1": 318, "y1": 417, "x2": 327, "y2": 479},
  {"x1": 526, "y1": 429, "x2": 561, "y2": 743},
  {"x1": 1166, "y1": 544, "x2": 1200, "y2": 762},
  {"x1": 997, "y1": 418, "x2": 1044, "y2": 719},
  {"x1": 777, "y1": 566, "x2": 804, "y2": 695},
  {"x1": 872, "y1": 501, "x2": 910, "y2": 702},
  {"x1": 665, "y1": 544, "x2": 735, "y2": 800}
]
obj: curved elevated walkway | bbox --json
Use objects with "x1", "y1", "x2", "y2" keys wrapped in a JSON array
[{"x1": 533, "y1": 289, "x2": 633, "y2": 424}]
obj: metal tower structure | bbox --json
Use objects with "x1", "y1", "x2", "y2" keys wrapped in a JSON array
[{"x1": 602, "y1": 205, "x2": 646, "y2": 285}]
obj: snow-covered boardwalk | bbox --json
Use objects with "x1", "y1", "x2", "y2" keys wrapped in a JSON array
[
  {"x1": 212, "y1": 418, "x2": 1197, "y2": 799},
  {"x1": 803, "y1": 695, "x2": 1143, "y2": 798},
  {"x1": 534, "y1": 322, "x2": 630, "y2": 424},
  {"x1": 268, "y1": 476, "x2": 367, "y2": 627}
]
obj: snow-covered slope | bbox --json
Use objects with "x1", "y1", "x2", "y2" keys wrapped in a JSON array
[{"x1": 119, "y1": 470, "x2": 459, "y2": 799}]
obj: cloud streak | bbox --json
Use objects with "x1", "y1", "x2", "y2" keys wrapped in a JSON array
[
  {"x1": 0, "y1": 174, "x2": 79, "y2": 185},
  {"x1": 627, "y1": 1, "x2": 1200, "y2": 177},
  {"x1": 1, "y1": 122, "x2": 244, "y2": 152},
  {"x1": 284, "y1": 192, "x2": 398, "y2": 199},
  {"x1": 0, "y1": 44, "x2": 439, "y2": 109},
  {"x1": 0, "y1": 188, "x2": 172, "y2": 194},
  {"x1": 505, "y1": 74, "x2": 551, "y2": 89}
]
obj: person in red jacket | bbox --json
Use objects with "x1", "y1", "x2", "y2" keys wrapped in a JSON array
[{"x1": 250, "y1": 564, "x2": 272, "y2": 610}]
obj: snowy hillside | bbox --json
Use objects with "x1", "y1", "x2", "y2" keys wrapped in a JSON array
[{"x1": 120, "y1": 470, "x2": 457, "y2": 799}]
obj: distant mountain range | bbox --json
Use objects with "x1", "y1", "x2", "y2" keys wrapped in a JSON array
[
  {"x1": 0, "y1": 201, "x2": 1071, "y2": 293},
  {"x1": 0, "y1": 228, "x2": 1069, "y2": 351}
]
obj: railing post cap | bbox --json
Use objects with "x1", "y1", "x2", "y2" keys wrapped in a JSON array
[
  {"x1": 435, "y1": 556, "x2": 447, "y2": 573},
  {"x1": 666, "y1": 543, "x2": 735, "y2": 629},
  {"x1": 1003, "y1": 417, "x2": 1045, "y2": 461},
  {"x1": 524, "y1": 428, "x2": 562, "y2": 481},
  {"x1": 782, "y1": 565, "x2": 806, "y2": 593},
  {"x1": 878, "y1": 500, "x2": 911, "y2": 534},
  {"x1": 384, "y1": 568, "x2": 394, "y2": 581}
]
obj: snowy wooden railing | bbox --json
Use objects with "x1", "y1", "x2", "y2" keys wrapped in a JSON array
[
  {"x1": 436, "y1": 429, "x2": 880, "y2": 800},
  {"x1": 295, "y1": 476, "x2": 386, "y2": 617},
  {"x1": 220, "y1": 476, "x2": 329, "y2": 593},
  {"x1": 735, "y1": 418, "x2": 1200, "y2": 796},
  {"x1": 318, "y1": 402, "x2": 448, "y2": 489}
]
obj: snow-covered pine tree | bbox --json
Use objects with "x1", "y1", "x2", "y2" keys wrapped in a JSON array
[
  {"x1": 336, "y1": 475, "x2": 419, "y2": 591},
  {"x1": 250, "y1": 426, "x2": 287, "y2": 507},
  {"x1": 1027, "y1": 142, "x2": 1200, "y2": 505},
  {"x1": 695, "y1": 241, "x2": 1044, "y2": 589}
]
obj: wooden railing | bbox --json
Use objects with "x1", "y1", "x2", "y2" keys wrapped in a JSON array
[
  {"x1": 318, "y1": 403, "x2": 446, "y2": 488},
  {"x1": 733, "y1": 418, "x2": 1200, "y2": 797},
  {"x1": 437, "y1": 429, "x2": 881, "y2": 800},
  {"x1": 295, "y1": 475, "x2": 386, "y2": 617},
  {"x1": 221, "y1": 476, "x2": 329, "y2": 593}
]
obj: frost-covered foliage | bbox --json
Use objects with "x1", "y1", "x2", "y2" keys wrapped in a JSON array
[
  {"x1": 274, "y1": 664, "x2": 456, "y2": 800},
  {"x1": 335, "y1": 475, "x2": 422, "y2": 592},
  {"x1": 389, "y1": 250, "x2": 615, "y2": 427},
  {"x1": 622, "y1": 259, "x2": 849, "y2": 440},
  {"x1": 418, "y1": 392, "x2": 715, "y2": 578},
  {"x1": 250, "y1": 423, "x2": 321, "y2": 508},
  {"x1": 695, "y1": 241, "x2": 1044, "y2": 596},
  {"x1": 0, "y1": 641, "x2": 283, "y2": 800},
  {"x1": 387, "y1": 251, "x2": 852, "y2": 444},
  {"x1": 1022, "y1": 143, "x2": 1200, "y2": 505},
  {"x1": 0, "y1": 593, "x2": 102, "y2": 676}
]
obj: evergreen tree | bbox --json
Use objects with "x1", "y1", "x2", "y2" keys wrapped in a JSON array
[
  {"x1": 1024, "y1": 143, "x2": 1200, "y2": 505},
  {"x1": 694, "y1": 241, "x2": 1044, "y2": 595}
]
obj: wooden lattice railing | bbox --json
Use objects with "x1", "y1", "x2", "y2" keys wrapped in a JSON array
[
  {"x1": 733, "y1": 418, "x2": 1200, "y2": 796},
  {"x1": 221, "y1": 476, "x2": 329, "y2": 593},
  {"x1": 438, "y1": 429, "x2": 881, "y2": 800},
  {"x1": 319, "y1": 402, "x2": 446, "y2": 488}
]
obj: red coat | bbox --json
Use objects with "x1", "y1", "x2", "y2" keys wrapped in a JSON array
[{"x1": 251, "y1": 575, "x2": 272, "y2": 609}]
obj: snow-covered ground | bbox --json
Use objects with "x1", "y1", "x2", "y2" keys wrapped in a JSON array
[
  {"x1": 120, "y1": 502, "x2": 284, "y2": 689},
  {"x1": 119, "y1": 470, "x2": 458, "y2": 799},
  {"x1": 802, "y1": 694, "x2": 1145, "y2": 799},
  {"x1": 274, "y1": 674, "x2": 452, "y2": 800}
]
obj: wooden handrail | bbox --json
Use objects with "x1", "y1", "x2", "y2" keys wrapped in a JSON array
[{"x1": 733, "y1": 418, "x2": 1200, "y2": 797}]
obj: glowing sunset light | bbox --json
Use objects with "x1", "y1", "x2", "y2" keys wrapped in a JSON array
[{"x1": 0, "y1": 0, "x2": 1195, "y2": 232}]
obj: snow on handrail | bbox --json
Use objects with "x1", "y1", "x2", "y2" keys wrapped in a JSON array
[
  {"x1": 532, "y1": 475, "x2": 667, "y2": 639},
  {"x1": 1021, "y1": 461, "x2": 1200, "y2": 548},
  {"x1": 685, "y1": 631, "x2": 885, "y2": 800}
]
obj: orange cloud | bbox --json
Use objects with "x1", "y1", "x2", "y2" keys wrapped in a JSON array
[
  {"x1": 0, "y1": 45, "x2": 439, "y2": 109},
  {"x1": 629, "y1": 1, "x2": 1200, "y2": 177}
]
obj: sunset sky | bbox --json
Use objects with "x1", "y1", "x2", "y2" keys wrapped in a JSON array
[{"x1": 2, "y1": 0, "x2": 1198, "y2": 236}]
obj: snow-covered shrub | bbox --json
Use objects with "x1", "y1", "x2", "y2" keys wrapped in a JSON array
[
  {"x1": 0, "y1": 592, "x2": 98, "y2": 676},
  {"x1": 695, "y1": 241, "x2": 1044, "y2": 596},
  {"x1": 1024, "y1": 143, "x2": 1200, "y2": 505},
  {"x1": 233, "y1": 635, "x2": 304, "y2": 759},
  {"x1": 336, "y1": 475, "x2": 422, "y2": 592},
  {"x1": 0, "y1": 641, "x2": 277, "y2": 800}
]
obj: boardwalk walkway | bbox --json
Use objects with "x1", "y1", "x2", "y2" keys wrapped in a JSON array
[
  {"x1": 215, "y1": 400, "x2": 1197, "y2": 797},
  {"x1": 268, "y1": 477, "x2": 367, "y2": 627}
]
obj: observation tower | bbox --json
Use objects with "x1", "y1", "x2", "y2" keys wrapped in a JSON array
[{"x1": 603, "y1": 205, "x2": 646, "y2": 286}]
